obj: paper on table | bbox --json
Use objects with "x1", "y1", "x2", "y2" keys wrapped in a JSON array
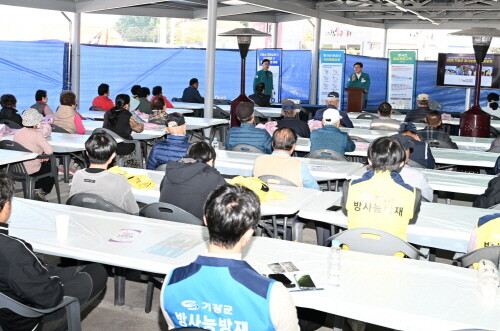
[
  {"x1": 145, "y1": 233, "x2": 206, "y2": 258},
  {"x1": 109, "y1": 229, "x2": 142, "y2": 243}
]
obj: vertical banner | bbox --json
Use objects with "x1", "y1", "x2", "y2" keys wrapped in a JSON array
[
  {"x1": 256, "y1": 49, "x2": 282, "y2": 103},
  {"x1": 387, "y1": 50, "x2": 417, "y2": 109},
  {"x1": 317, "y1": 50, "x2": 345, "y2": 107}
]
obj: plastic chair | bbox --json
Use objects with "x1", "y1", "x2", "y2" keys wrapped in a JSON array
[
  {"x1": 454, "y1": 246, "x2": 500, "y2": 268},
  {"x1": 0, "y1": 119, "x2": 22, "y2": 129},
  {"x1": 51, "y1": 124, "x2": 70, "y2": 133},
  {"x1": 328, "y1": 228, "x2": 427, "y2": 259},
  {"x1": 231, "y1": 144, "x2": 264, "y2": 154},
  {"x1": 92, "y1": 128, "x2": 143, "y2": 168},
  {"x1": 0, "y1": 292, "x2": 81, "y2": 331},
  {"x1": 427, "y1": 139, "x2": 456, "y2": 149},
  {"x1": 156, "y1": 164, "x2": 167, "y2": 171},
  {"x1": 306, "y1": 149, "x2": 349, "y2": 162},
  {"x1": 66, "y1": 193, "x2": 130, "y2": 214},
  {"x1": 171, "y1": 97, "x2": 182, "y2": 102},
  {"x1": 89, "y1": 105, "x2": 105, "y2": 111},
  {"x1": 139, "y1": 202, "x2": 203, "y2": 313},
  {"x1": 139, "y1": 202, "x2": 203, "y2": 226},
  {"x1": 349, "y1": 135, "x2": 370, "y2": 143},
  {"x1": 258, "y1": 175, "x2": 297, "y2": 187},
  {"x1": 407, "y1": 159, "x2": 425, "y2": 168},
  {"x1": 0, "y1": 140, "x2": 61, "y2": 203},
  {"x1": 356, "y1": 113, "x2": 378, "y2": 119}
]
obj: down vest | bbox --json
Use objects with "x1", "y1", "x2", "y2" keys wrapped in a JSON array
[{"x1": 146, "y1": 135, "x2": 191, "y2": 170}]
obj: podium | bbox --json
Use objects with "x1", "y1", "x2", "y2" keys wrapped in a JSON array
[{"x1": 344, "y1": 87, "x2": 367, "y2": 112}]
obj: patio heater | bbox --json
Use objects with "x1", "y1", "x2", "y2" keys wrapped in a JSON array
[
  {"x1": 450, "y1": 28, "x2": 500, "y2": 137},
  {"x1": 219, "y1": 28, "x2": 270, "y2": 127}
]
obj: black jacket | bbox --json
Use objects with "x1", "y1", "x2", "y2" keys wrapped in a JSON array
[
  {"x1": 0, "y1": 223, "x2": 63, "y2": 331},
  {"x1": 276, "y1": 117, "x2": 311, "y2": 138},
  {"x1": 0, "y1": 107, "x2": 23, "y2": 127},
  {"x1": 181, "y1": 86, "x2": 204, "y2": 103},
  {"x1": 160, "y1": 159, "x2": 226, "y2": 220},
  {"x1": 249, "y1": 92, "x2": 271, "y2": 107},
  {"x1": 474, "y1": 175, "x2": 500, "y2": 208}
]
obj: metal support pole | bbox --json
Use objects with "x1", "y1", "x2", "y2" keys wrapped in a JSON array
[
  {"x1": 309, "y1": 18, "x2": 321, "y2": 105},
  {"x1": 382, "y1": 28, "x2": 388, "y2": 58},
  {"x1": 204, "y1": 0, "x2": 217, "y2": 119},
  {"x1": 71, "y1": 12, "x2": 81, "y2": 105},
  {"x1": 465, "y1": 87, "x2": 472, "y2": 111},
  {"x1": 272, "y1": 22, "x2": 278, "y2": 48}
]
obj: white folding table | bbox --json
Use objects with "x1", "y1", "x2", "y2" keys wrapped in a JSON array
[
  {"x1": 79, "y1": 108, "x2": 194, "y2": 120},
  {"x1": 0, "y1": 149, "x2": 38, "y2": 165}
]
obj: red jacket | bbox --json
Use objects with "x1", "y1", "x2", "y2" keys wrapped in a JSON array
[{"x1": 92, "y1": 95, "x2": 114, "y2": 111}]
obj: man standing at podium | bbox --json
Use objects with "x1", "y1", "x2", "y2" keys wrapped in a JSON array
[{"x1": 347, "y1": 62, "x2": 370, "y2": 106}]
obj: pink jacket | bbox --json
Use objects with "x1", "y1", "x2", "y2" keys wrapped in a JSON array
[{"x1": 13, "y1": 128, "x2": 53, "y2": 174}]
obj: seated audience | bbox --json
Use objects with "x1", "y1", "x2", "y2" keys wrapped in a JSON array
[
  {"x1": 160, "y1": 141, "x2": 226, "y2": 220},
  {"x1": 467, "y1": 214, "x2": 500, "y2": 252},
  {"x1": 473, "y1": 176, "x2": 500, "y2": 209},
  {"x1": 253, "y1": 127, "x2": 320, "y2": 190},
  {"x1": 54, "y1": 91, "x2": 85, "y2": 134},
  {"x1": 397, "y1": 122, "x2": 435, "y2": 169},
  {"x1": 392, "y1": 134, "x2": 434, "y2": 202},
  {"x1": 30, "y1": 90, "x2": 54, "y2": 116},
  {"x1": 482, "y1": 92, "x2": 499, "y2": 117},
  {"x1": 404, "y1": 93, "x2": 431, "y2": 123},
  {"x1": 129, "y1": 84, "x2": 141, "y2": 111},
  {"x1": 151, "y1": 85, "x2": 174, "y2": 108},
  {"x1": 147, "y1": 112, "x2": 191, "y2": 170},
  {"x1": 313, "y1": 91, "x2": 353, "y2": 128},
  {"x1": 181, "y1": 78, "x2": 204, "y2": 103},
  {"x1": 370, "y1": 102, "x2": 400, "y2": 131},
  {"x1": 70, "y1": 132, "x2": 139, "y2": 214},
  {"x1": 91, "y1": 83, "x2": 114, "y2": 111},
  {"x1": 310, "y1": 108, "x2": 356, "y2": 155},
  {"x1": 14, "y1": 108, "x2": 54, "y2": 202},
  {"x1": 161, "y1": 184, "x2": 299, "y2": 330},
  {"x1": 276, "y1": 100, "x2": 310, "y2": 138},
  {"x1": 0, "y1": 94, "x2": 22, "y2": 127},
  {"x1": 249, "y1": 82, "x2": 271, "y2": 107},
  {"x1": 137, "y1": 87, "x2": 152, "y2": 114},
  {"x1": 342, "y1": 136, "x2": 422, "y2": 241},
  {"x1": 148, "y1": 97, "x2": 168, "y2": 125},
  {"x1": 226, "y1": 102, "x2": 272, "y2": 154},
  {"x1": 103, "y1": 94, "x2": 144, "y2": 156},
  {"x1": 418, "y1": 110, "x2": 458, "y2": 149},
  {"x1": 0, "y1": 173, "x2": 107, "y2": 331}
]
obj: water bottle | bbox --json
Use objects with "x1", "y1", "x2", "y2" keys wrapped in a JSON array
[
  {"x1": 212, "y1": 137, "x2": 219, "y2": 151},
  {"x1": 477, "y1": 259, "x2": 499, "y2": 299},
  {"x1": 327, "y1": 239, "x2": 342, "y2": 287}
]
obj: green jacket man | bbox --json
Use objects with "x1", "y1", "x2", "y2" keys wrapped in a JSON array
[
  {"x1": 347, "y1": 62, "x2": 371, "y2": 92},
  {"x1": 253, "y1": 59, "x2": 273, "y2": 97}
]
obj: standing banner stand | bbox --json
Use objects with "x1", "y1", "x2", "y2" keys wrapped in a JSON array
[
  {"x1": 256, "y1": 49, "x2": 283, "y2": 103},
  {"x1": 387, "y1": 50, "x2": 418, "y2": 110},
  {"x1": 317, "y1": 50, "x2": 346, "y2": 109}
]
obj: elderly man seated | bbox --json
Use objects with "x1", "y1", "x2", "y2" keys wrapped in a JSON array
[
  {"x1": 274, "y1": 100, "x2": 310, "y2": 138},
  {"x1": 310, "y1": 108, "x2": 356, "y2": 155},
  {"x1": 418, "y1": 110, "x2": 458, "y2": 149},
  {"x1": 370, "y1": 102, "x2": 400, "y2": 131},
  {"x1": 253, "y1": 127, "x2": 319, "y2": 190},
  {"x1": 226, "y1": 102, "x2": 272, "y2": 154},
  {"x1": 404, "y1": 93, "x2": 431, "y2": 123},
  {"x1": 313, "y1": 91, "x2": 353, "y2": 128}
]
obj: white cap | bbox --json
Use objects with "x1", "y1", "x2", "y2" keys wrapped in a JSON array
[{"x1": 322, "y1": 108, "x2": 341, "y2": 125}]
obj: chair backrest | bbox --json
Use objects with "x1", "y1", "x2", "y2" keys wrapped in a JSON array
[
  {"x1": 89, "y1": 105, "x2": 105, "y2": 111},
  {"x1": 427, "y1": 139, "x2": 455, "y2": 149},
  {"x1": 171, "y1": 97, "x2": 182, "y2": 102},
  {"x1": 406, "y1": 159, "x2": 425, "y2": 168},
  {"x1": 490, "y1": 126, "x2": 498, "y2": 138},
  {"x1": 428, "y1": 100, "x2": 444, "y2": 112},
  {"x1": 66, "y1": 193, "x2": 130, "y2": 214},
  {"x1": 349, "y1": 135, "x2": 370, "y2": 143},
  {"x1": 258, "y1": 175, "x2": 297, "y2": 187},
  {"x1": 231, "y1": 144, "x2": 264, "y2": 154},
  {"x1": 176, "y1": 328, "x2": 208, "y2": 331},
  {"x1": 92, "y1": 127, "x2": 121, "y2": 140},
  {"x1": 330, "y1": 228, "x2": 424, "y2": 259},
  {"x1": 0, "y1": 119, "x2": 22, "y2": 129},
  {"x1": 52, "y1": 124, "x2": 70, "y2": 133},
  {"x1": 486, "y1": 145, "x2": 500, "y2": 153},
  {"x1": 139, "y1": 202, "x2": 203, "y2": 225},
  {"x1": 156, "y1": 163, "x2": 167, "y2": 171},
  {"x1": 0, "y1": 292, "x2": 46, "y2": 318},
  {"x1": 306, "y1": 149, "x2": 349, "y2": 162},
  {"x1": 356, "y1": 113, "x2": 378, "y2": 119},
  {"x1": 0, "y1": 139, "x2": 31, "y2": 153},
  {"x1": 213, "y1": 106, "x2": 230, "y2": 119},
  {"x1": 455, "y1": 246, "x2": 500, "y2": 268}
]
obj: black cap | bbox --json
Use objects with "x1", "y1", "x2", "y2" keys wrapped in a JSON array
[{"x1": 327, "y1": 91, "x2": 339, "y2": 98}]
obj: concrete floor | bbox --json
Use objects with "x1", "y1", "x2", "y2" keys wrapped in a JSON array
[{"x1": 18, "y1": 164, "x2": 462, "y2": 331}]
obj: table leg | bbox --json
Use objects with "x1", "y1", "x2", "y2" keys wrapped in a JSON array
[
  {"x1": 63, "y1": 155, "x2": 71, "y2": 183},
  {"x1": 114, "y1": 267, "x2": 126, "y2": 306},
  {"x1": 333, "y1": 315, "x2": 345, "y2": 331}
]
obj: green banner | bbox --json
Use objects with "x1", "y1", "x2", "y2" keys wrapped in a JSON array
[{"x1": 390, "y1": 51, "x2": 416, "y2": 65}]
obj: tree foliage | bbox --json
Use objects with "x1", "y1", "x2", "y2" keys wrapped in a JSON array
[{"x1": 115, "y1": 16, "x2": 159, "y2": 42}]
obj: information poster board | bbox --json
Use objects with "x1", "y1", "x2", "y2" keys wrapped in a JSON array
[
  {"x1": 256, "y1": 49, "x2": 282, "y2": 102},
  {"x1": 317, "y1": 50, "x2": 346, "y2": 107},
  {"x1": 387, "y1": 50, "x2": 417, "y2": 109}
]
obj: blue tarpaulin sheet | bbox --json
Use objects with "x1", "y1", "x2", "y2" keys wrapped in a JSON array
[{"x1": 0, "y1": 40, "x2": 498, "y2": 112}]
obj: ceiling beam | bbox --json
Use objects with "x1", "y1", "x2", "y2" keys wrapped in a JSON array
[
  {"x1": 76, "y1": 0, "x2": 166, "y2": 13},
  {"x1": 217, "y1": 13, "x2": 278, "y2": 22},
  {"x1": 94, "y1": 6, "x2": 194, "y2": 19},
  {"x1": 346, "y1": 12, "x2": 500, "y2": 20},
  {"x1": 0, "y1": 0, "x2": 76, "y2": 12},
  {"x1": 193, "y1": 4, "x2": 269, "y2": 19},
  {"x1": 244, "y1": 0, "x2": 384, "y2": 28},
  {"x1": 317, "y1": 2, "x2": 500, "y2": 12}
]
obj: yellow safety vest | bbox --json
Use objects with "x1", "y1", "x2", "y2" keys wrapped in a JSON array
[{"x1": 476, "y1": 214, "x2": 500, "y2": 250}]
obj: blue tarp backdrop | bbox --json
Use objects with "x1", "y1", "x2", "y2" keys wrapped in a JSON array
[{"x1": 0, "y1": 40, "x2": 497, "y2": 112}]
